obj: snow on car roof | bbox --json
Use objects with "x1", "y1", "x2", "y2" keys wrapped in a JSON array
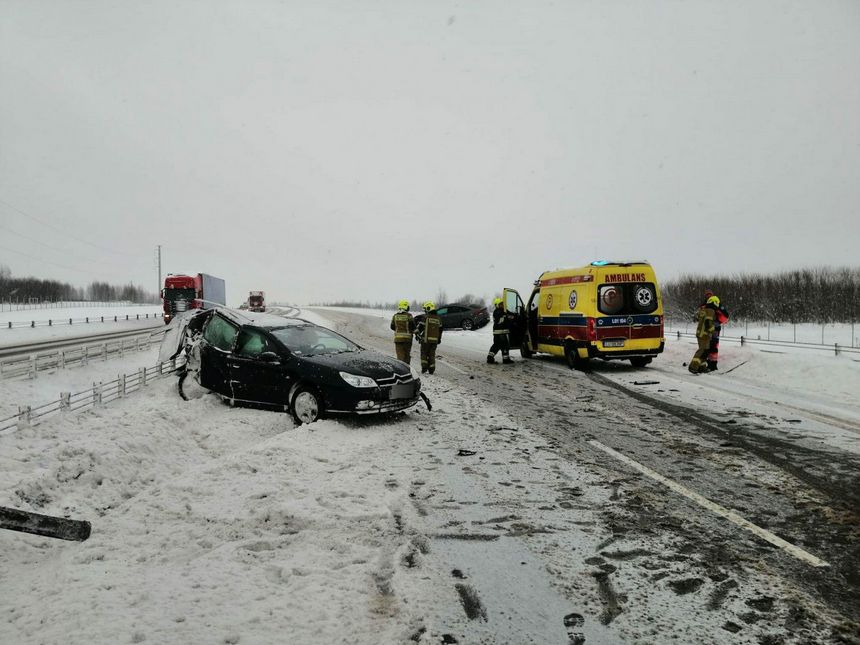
[{"x1": 214, "y1": 308, "x2": 309, "y2": 328}]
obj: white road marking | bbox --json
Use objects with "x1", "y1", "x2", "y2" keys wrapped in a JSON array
[
  {"x1": 589, "y1": 439, "x2": 831, "y2": 568},
  {"x1": 438, "y1": 359, "x2": 468, "y2": 375}
]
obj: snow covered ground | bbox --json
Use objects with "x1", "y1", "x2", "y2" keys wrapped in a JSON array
[
  {"x1": 1, "y1": 306, "x2": 858, "y2": 644},
  {"x1": 0, "y1": 346, "x2": 161, "y2": 420}
]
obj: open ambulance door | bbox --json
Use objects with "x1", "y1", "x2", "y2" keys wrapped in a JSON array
[{"x1": 503, "y1": 288, "x2": 527, "y2": 350}]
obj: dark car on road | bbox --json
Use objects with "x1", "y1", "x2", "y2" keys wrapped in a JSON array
[
  {"x1": 414, "y1": 303, "x2": 489, "y2": 331},
  {"x1": 161, "y1": 308, "x2": 422, "y2": 424}
]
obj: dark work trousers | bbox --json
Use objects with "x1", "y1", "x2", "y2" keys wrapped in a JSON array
[
  {"x1": 488, "y1": 333, "x2": 510, "y2": 359},
  {"x1": 420, "y1": 343, "x2": 437, "y2": 373},
  {"x1": 395, "y1": 341, "x2": 412, "y2": 364}
]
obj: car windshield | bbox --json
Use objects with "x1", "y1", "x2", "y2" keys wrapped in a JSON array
[{"x1": 269, "y1": 324, "x2": 360, "y2": 356}]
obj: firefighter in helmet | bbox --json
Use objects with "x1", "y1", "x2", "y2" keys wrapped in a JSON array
[
  {"x1": 390, "y1": 299, "x2": 416, "y2": 363},
  {"x1": 487, "y1": 297, "x2": 514, "y2": 364},
  {"x1": 415, "y1": 301, "x2": 443, "y2": 374},
  {"x1": 689, "y1": 296, "x2": 719, "y2": 373},
  {"x1": 702, "y1": 290, "x2": 729, "y2": 371}
]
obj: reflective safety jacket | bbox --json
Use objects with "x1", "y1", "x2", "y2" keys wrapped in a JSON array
[
  {"x1": 416, "y1": 313, "x2": 442, "y2": 345},
  {"x1": 695, "y1": 305, "x2": 717, "y2": 340},
  {"x1": 391, "y1": 311, "x2": 415, "y2": 343},
  {"x1": 698, "y1": 300, "x2": 730, "y2": 332},
  {"x1": 715, "y1": 304, "x2": 729, "y2": 332},
  {"x1": 492, "y1": 306, "x2": 512, "y2": 335}
]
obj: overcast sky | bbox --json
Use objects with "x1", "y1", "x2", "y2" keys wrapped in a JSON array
[{"x1": 1, "y1": 0, "x2": 859, "y2": 306}]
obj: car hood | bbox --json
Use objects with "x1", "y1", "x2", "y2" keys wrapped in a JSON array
[{"x1": 300, "y1": 350, "x2": 412, "y2": 380}]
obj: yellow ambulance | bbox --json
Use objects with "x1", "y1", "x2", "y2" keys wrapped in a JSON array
[{"x1": 504, "y1": 261, "x2": 665, "y2": 368}]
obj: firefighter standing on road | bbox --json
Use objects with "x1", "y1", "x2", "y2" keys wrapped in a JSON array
[
  {"x1": 689, "y1": 296, "x2": 719, "y2": 373},
  {"x1": 391, "y1": 300, "x2": 416, "y2": 363},
  {"x1": 415, "y1": 301, "x2": 443, "y2": 374},
  {"x1": 487, "y1": 297, "x2": 514, "y2": 364},
  {"x1": 702, "y1": 290, "x2": 729, "y2": 371}
]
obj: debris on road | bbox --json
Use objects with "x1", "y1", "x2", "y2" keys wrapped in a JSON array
[{"x1": 0, "y1": 505, "x2": 91, "y2": 541}]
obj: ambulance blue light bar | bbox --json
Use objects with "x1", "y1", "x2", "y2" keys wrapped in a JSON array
[{"x1": 591, "y1": 260, "x2": 610, "y2": 266}]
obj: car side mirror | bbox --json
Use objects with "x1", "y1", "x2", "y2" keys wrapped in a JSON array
[{"x1": 260, "y1": 351, "x2": 281, "y2": 363}]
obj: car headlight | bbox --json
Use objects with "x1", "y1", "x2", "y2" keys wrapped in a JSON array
[
  {"x1": 409, "y1": 365, "x2": 420, "y2": 380},
  {"x1": 339, "y1": 371, "x2": 377, "y2": 388}
]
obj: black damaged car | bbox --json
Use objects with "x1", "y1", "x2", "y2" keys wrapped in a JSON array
[{"x1": 161, "y1": 308, "x2": 423, "y2": 424}]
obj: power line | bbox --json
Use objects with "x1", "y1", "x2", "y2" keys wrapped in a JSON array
[
  {"x1": 0, "y1": 243, "x2": 99, "y2": 276},
  {"x1": 0, "y1": 197, "x2": 129, "y2": 259},
  {"x1": 0, "y1": 222, "x2": 108, "y2": 268}
]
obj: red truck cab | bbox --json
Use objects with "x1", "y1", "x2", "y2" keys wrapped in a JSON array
[
  {"x1": 162, "y1": 274, "x2": 198, "y2": 324},
  {"x1": 161, "y1": 273, "x2": 226, "y2": 324}
]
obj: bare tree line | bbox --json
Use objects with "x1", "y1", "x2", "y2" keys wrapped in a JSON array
[
  {"x1": 663, "y1": 267, "x2": 860, "y2": 323},
  {"x1": 312, "y1": 291, "x2": 491, "y2": 311},
  {"x1": 0, "y1": 264, "x2": 159, "y2": 304}
]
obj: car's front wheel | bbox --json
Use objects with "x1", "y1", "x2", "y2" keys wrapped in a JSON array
[
  {"x1": 291, "y1": 386, "x2": 323, "y2": 425},
  {"x1": 461, "y1": 318, "x2": 474, "y2": 330},
  {"x1": 177, "y1": 372, "x2": 207, "y2": 401}
]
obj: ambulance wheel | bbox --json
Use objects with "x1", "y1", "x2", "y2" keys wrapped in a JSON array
[
  {"x1": 462, "y1": 318, "x2": 474, "y2": 330},
  {"x1": 291, "y1": 386, "x2": 323, "y2": 425},
  {"x1": 630, "y1": 357, "x2": 652, "y2": 368},
  {"x1": 564, "y1": 342, "x2": 589, "y2": 370}
]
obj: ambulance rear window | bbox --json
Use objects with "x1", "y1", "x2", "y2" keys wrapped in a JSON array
[
  {"x1": 598, "y1": 285, "x2": 624, "y2": 315},
  {"x1": 598, "y1": 283, "x2": 658, "y2": 315}
]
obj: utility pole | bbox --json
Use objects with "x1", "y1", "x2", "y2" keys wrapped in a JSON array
[{"x1": 156, "y1": 245, "x2": 162, "y2": 296}]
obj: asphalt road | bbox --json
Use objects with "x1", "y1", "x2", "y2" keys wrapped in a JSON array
[{"x1": 316, "y1": 308, "x2": 860, "y2": 644}]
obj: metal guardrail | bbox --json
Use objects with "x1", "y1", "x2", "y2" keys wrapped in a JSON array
[
  {"x1": 0, "y1": 358, "x2": 183, "y2": 433},
  {"x1": 668, "y1": 329, "x2": 860, "y2": 356},
  {"x1": 4, "y1": 312, "x2": 162, "y2": 329},
  {"x1": 0, "y1": 331, "x2": 163, "y2": 380}
]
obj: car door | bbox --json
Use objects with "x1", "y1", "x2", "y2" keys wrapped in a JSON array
[
  {"x1": 526, "y1": 288, "x2": 540, "y2": 349},
  {"x1": 503, "y1": 288, "x2": 527, "y2": 347},
  {"x1": 199, "y1": 314, "x2": 239, "y2": 397},
  {"x1": 447, "y1": 305, "x2": 467, "y2": 328},
  {"x1": 228, "y1": 328, "x2": 291, "y2": 406}
]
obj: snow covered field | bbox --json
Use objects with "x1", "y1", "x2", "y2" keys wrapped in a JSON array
[{"x1": 1, "y1": 306, "x2": 859, "y2": 644}]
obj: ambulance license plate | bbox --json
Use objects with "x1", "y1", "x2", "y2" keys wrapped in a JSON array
[
  {"x1": 603, "y1": 340, "x2": 625, "y2": 347},
  {"x1": 391, "y1": 383, "x2": 414, "y2": 400}
]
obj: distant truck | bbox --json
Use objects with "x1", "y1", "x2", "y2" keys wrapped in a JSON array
[
  {"x1": 162, "y1": 273, "x2": 226, "y2": 324},
  {"x1": 248, "y1": 291, "x2": 266, "y2": 312}
]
